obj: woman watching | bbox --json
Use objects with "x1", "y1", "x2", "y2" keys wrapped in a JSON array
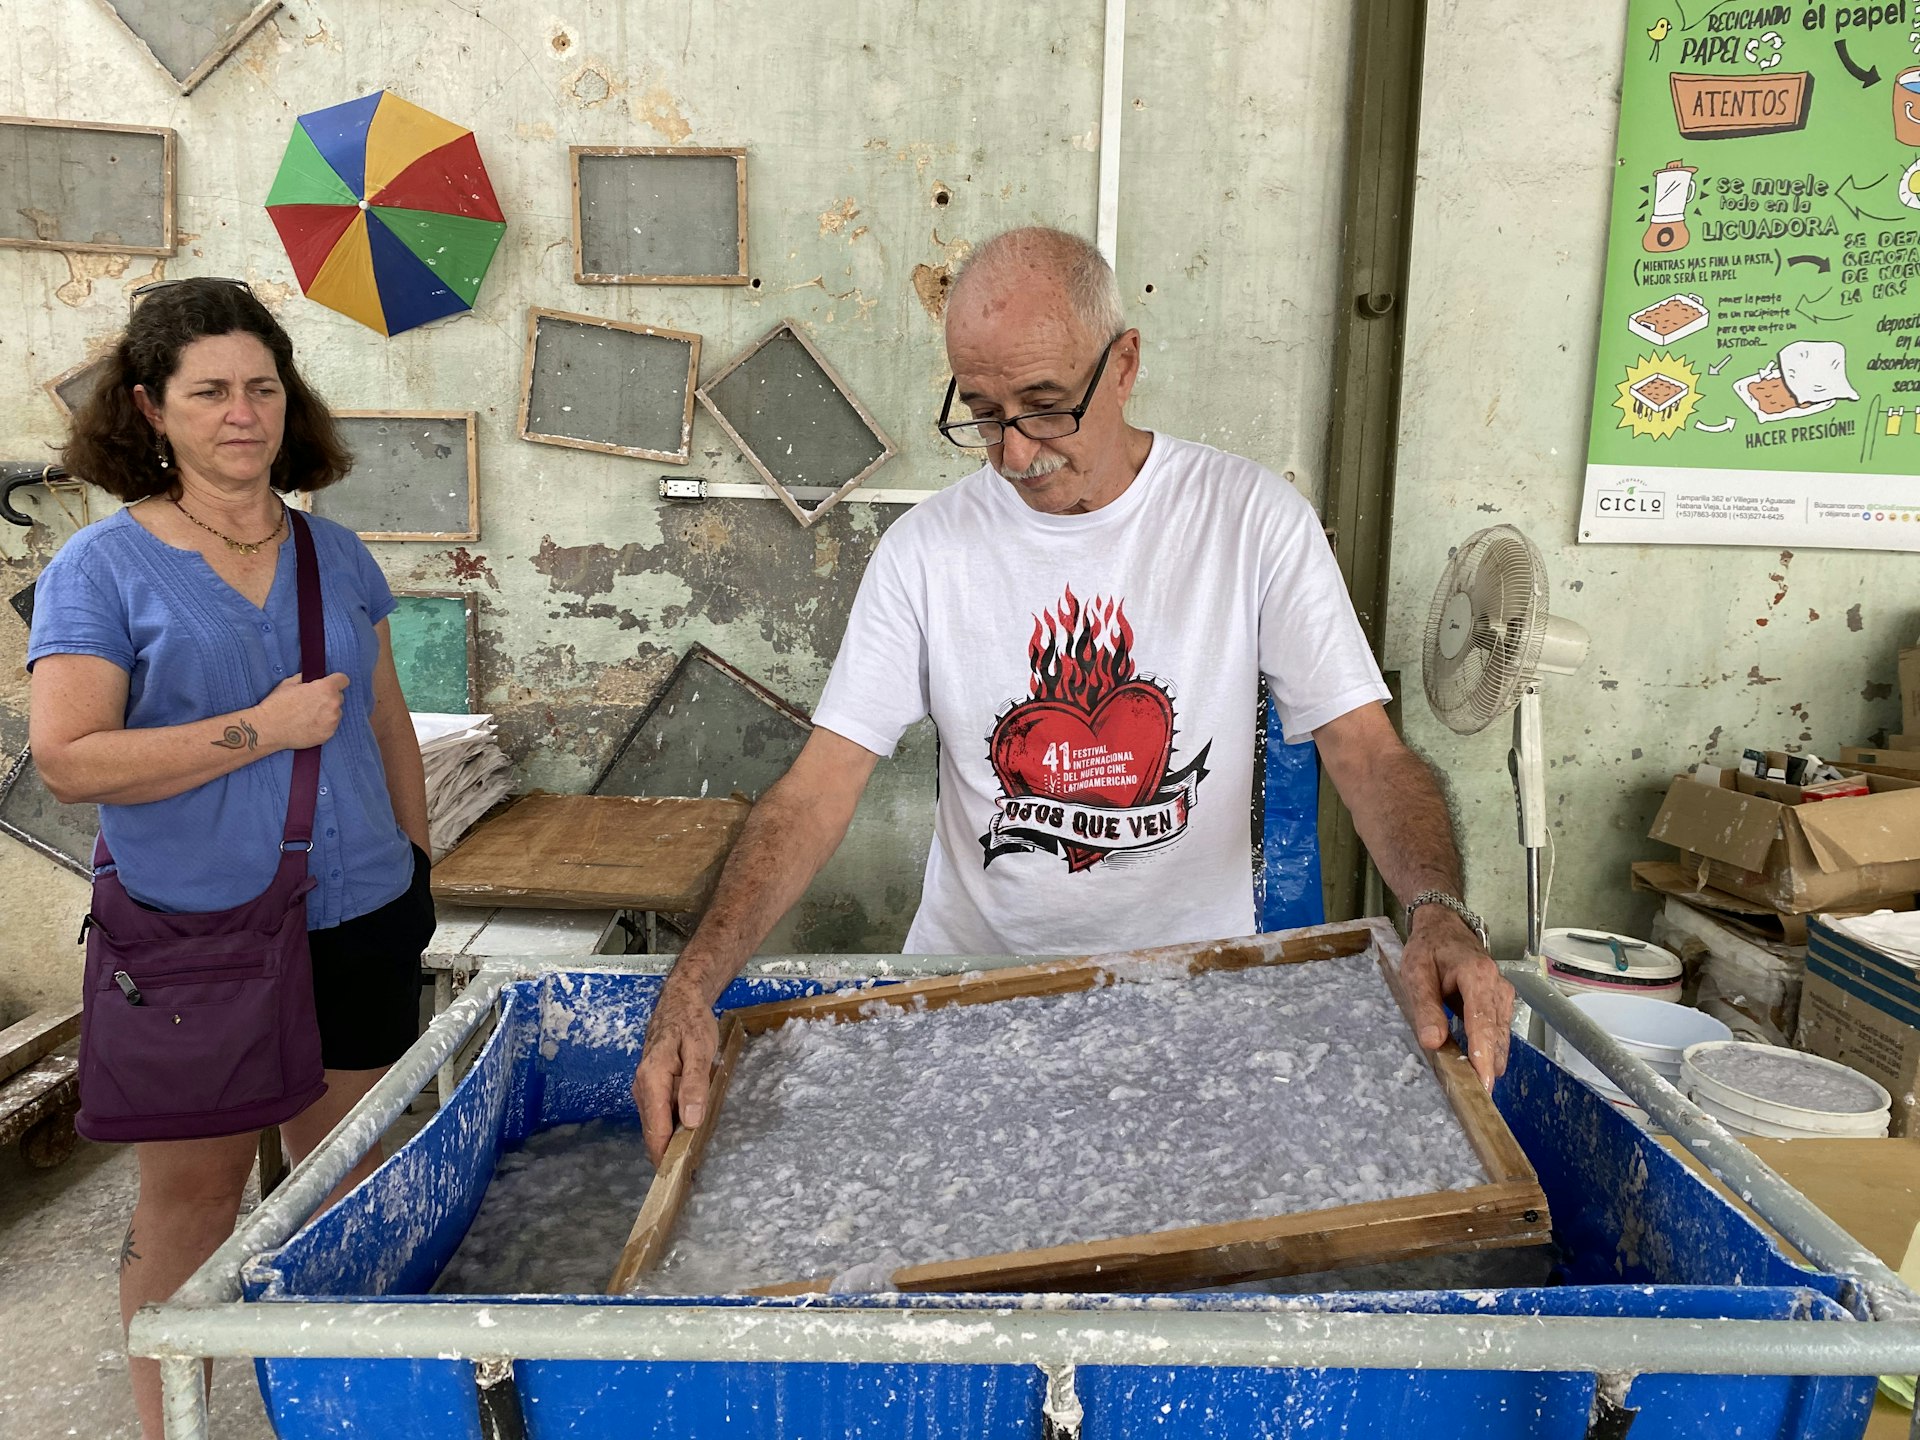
[{"x1": 27, "y1": 277, "x2": 434, "y2": 1437}]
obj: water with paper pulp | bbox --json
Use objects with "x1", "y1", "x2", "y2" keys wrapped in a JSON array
[
  {"x1": 1690, "y1": 1044, "x2": 1886, "y2": 1114},
  {"x1": 630, "y1": 954, "x2": 1486, "y2": 1294}
]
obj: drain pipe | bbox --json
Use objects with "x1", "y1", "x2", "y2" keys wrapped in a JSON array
[
  {"x1": 1094, "y1": 0, "x2": 1126, "y2": 265},
  {"x1": 1042, "y1": 1361, "x2": 1084, "y2": 1439}
]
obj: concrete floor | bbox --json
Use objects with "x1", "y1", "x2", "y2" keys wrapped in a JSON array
[
  {"x1": 0, "y1": 1137, "x2": 274, "y2": 1440},
  {"x1": 0, "y1": 1103, "x2": 434, "y2": 1440}
]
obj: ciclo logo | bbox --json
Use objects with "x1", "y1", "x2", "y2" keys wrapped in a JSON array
[{"x1": 1596, "y1": 488, "x2": 1665, "y2": 517}]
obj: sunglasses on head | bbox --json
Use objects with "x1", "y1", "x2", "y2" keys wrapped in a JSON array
[{"x1": 128, "y1": 276, "x2": 255, "y2": 307}]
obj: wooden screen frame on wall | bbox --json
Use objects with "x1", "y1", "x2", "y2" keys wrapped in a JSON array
[
  {"x1": 43, "y1": 355, "x2": 111, "y2": 419},
  {"x1": 569, "y1": 146, "x2": 749, "y2": 286},
  {"x1": 390, "y1": 589, "x2": 481, "y2": 713},
  {"x1": 91, "y1": 0, "x2": 282, "y2": 95},
  {"x1": 0, "y1": 748, "x2": 94, "y2": 881},
  {"x1": 0, "y1": 116, "x2": 176, "y2": 257},
  {"x1": 695, "y1": 319, "x2": 898, "y2": 529},
  {"x1": 517, "y1": 307, "x2": 702, "y2": 465},
  {"x1": 299, "y1": 410, "x2": 481, "y2": 542}
]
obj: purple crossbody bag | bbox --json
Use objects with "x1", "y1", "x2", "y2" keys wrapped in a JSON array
[{"x1": 74, "y1": 510, "x2": 328, "y2": 1143}]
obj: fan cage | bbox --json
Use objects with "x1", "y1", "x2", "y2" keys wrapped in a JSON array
[{"x1": 1422, "y1": 526, "x2": 1550, "y2": 735}]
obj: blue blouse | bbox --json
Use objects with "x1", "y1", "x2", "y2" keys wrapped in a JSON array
[{"x1": 26, "y1": 506, "x2": 412, "y2": 929}]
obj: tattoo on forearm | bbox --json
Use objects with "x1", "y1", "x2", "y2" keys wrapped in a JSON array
[
  {"x1": 120, "y1": 1221, "x2": 139, "y2": 1272},
  {"x1": 211, "y1": 721, "x2": 259, "y2": 752}
]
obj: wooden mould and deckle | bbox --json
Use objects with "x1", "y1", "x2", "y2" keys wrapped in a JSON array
[{"x1": 607, "y1": 917, "x2": 1550, "y2": 1295}]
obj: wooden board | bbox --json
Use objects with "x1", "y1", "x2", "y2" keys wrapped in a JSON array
[
  {"x1": 608, "y1": 1015, "x2": 747, "y2": 1293},
  {"x1": 0, "y1": 116, "x2": 175, "y2": 256},
  {"x1": 0, "y1": 1051, "x2": 78, "y2": 1150},
  {"x1": 620, "y1": 918, "x2": 1551, "y2": 1296},
  {"x1": 430, "y1": 793, "x2": 749, "y2": 911},
  {"x1": 0, "y1": 1007, "x2": 80, "y2": 1086},
  {"x1": 571, "y1": 147, "x2": 749, "y2": 285}
]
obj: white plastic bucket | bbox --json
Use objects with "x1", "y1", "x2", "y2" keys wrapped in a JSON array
[
  {"x1": 1690, "y1": 1090, "x2": 1886, "y2": 1140},
  {"x1": 1550, "y1": 993, "x2": 1731, "y2": 1083},
  {"x1": 1542, "y1": 928, "x2": 1684, "y2": 1002},
  {"x1": 1682, "y1": 1041, "x2": 1892, "y2": 1138}
]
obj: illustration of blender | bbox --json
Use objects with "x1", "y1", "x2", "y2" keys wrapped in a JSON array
[{"x1": 1644, "y1": 160, "x2": 1695, "y2": 254}]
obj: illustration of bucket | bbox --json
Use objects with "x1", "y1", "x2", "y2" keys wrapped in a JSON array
[
  {"x1": 1643, "y1": 160, "x2": 1695, "y2": 254},
  {"x1": 1898, "y1": 70, "x2": 1920, "y2": 145}
]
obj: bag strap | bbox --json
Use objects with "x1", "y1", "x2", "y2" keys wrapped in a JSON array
[
  {"x1": 91, "y1": 509, "x2": 326, "y2": 874},
  {"x1": 282, "y1": 509, "x2": 324, "y2": 852}
]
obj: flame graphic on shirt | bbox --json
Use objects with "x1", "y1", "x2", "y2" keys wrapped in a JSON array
[{"x1": 1028, "y1": 587, "x2": 1134, "y2": 708}]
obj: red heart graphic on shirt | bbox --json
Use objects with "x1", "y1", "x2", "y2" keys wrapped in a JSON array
[{"x1": 989, "y1": 682, "x2": 1175, "y2": 869}]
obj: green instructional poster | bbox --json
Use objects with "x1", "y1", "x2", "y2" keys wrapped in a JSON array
[{"x1": 1580, "y1": 1, "x2": 1920, "y2": 549}]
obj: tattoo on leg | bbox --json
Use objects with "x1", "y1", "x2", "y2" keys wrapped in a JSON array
[
  {"x1": 212, "y1": 720, "x2": 259, "y2": 752},
  {"x1": 120, "y1": 1220, "x2": 139, "y2": 1272}
]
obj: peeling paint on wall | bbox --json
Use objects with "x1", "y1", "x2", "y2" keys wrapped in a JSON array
[
  {"x1": 443, "y1": 547, "x2": 500, "y2": 591},
  {"x1": 630, "y1": 84, "x2": 693, "y2": 143},
  {"x1": 818, "y1": 198, "x2": 861, "y2": 237},
  {"x1": 529, "y1": 499, "x2": 898, "y2": 660},
  {"x1": 53, "y1": 252, "x2": 133, "y2": 307}
]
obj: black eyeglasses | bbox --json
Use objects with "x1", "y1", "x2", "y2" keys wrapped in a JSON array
[
  {"x1": 937, "y1": 334, "x2": 1123, "y2": 449},
  {"x1": 129, "y1": 276, "x2": 253, "y2": 306}
]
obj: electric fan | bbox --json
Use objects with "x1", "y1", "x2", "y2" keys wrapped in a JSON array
[{"x1": 1422, "y1": 525, "x2": 1590, "y2": 961}]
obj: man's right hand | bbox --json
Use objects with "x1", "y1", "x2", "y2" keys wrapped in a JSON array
[{"x1": 634, "y1": 976, "x2": 721, "y2": 1165}]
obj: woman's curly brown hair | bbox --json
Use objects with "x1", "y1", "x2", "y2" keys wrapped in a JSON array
[{"x1": 60, "y1": 279, "x2": 351, "y2": 501}]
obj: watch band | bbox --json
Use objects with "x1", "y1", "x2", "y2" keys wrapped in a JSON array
[{"x1": 1405, "y1": 890, "x2": 1489, "y2": 951}]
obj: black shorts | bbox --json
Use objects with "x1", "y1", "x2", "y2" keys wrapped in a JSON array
[{"x1": 309, "y1": 843, "x2": 437, "y2": 1071}]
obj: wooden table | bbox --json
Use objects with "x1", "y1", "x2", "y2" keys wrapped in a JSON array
[
  {"x1": 1660, "y1": 1135, "x2": 1920, "y2": 1437},
  {"x1": 430, "y1": 794, "x2": 750, "y2": 914}
]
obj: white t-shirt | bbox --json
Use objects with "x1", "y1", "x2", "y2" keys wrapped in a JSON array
[{"x1": 813, "y1": 433, "x2": 1389, "y2": 956}]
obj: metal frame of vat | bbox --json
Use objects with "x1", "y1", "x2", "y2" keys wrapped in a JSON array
[{"x1": 129, "y1": 955, "x2": 1920, "y2": 1440}]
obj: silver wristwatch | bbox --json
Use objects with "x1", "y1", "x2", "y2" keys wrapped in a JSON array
[{"x1": 1404, "y1": 890, "x2": 1488, "y2": 951}]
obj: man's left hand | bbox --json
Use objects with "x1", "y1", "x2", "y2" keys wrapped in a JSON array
[{"x1": 1399, "y1": 907, "x2": 1515, "y2": 1090}]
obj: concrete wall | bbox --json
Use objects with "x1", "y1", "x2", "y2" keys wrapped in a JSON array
[
  {"x1": 1388, "y1": 0, "x2": 1918, "y2": 957},
  {"x1": 0, "y1": 0, "x2": 1354, "y2": 1019}
]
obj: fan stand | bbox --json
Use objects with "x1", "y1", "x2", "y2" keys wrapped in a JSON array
[{"x1": 1509, "y1": 685, "x2": 1548, "y2": 968}]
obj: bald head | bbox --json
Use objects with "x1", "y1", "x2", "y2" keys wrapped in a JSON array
[
  {"x1": 940, "y1": 226, "x2": 1146, "y2": 514},
  {"x1": 947, "y1": 227, "x2": 1125, "y2": 346}
]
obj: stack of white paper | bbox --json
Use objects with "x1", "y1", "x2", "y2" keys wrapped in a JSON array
[
  {"x1": 413, "y1": 713, "x2": 514, "y2": 858},
  {"x1": 1830, "y1": 909, "x2": 1920, "y2": 970}
]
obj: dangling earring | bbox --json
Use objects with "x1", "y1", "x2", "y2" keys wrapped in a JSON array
[{"x1": 155, "y1": 435, "x2": 170, "y2": 471}]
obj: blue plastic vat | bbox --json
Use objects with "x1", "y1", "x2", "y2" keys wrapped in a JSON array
[{"x1": 242, "y1": 970, "x2": 1877, "y2": 1438}]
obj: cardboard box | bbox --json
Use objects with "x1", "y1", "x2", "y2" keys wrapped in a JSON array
[
  {"x1": 1842, "y1": 745, "x2": 1920, "y2": 777},
  {"x1": 1902, "y1": 646, "x2": 1920, "y2": 735},
  {"x1": 1800, "y1": 917, "x2": 1920, "y2": 1137},
  {"x1": 1630, "y1": 859, "x2": 1912, "y2": 946},
  {"x1": 1647, "y1": 769, "x2": 1920, "y2": 914}
]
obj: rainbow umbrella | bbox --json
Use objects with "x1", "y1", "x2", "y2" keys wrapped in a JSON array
[{"x1": 265, "y1": 92, "x2": 505, "y2": 336}]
